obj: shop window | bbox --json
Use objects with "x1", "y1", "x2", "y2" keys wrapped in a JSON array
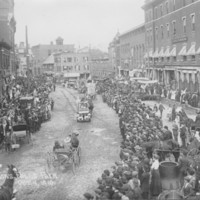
[{"x1": 183, "y1": 56, "x2": 187, "y2": 61}]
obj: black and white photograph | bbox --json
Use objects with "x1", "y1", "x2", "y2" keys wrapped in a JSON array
[{"x1": 0, "y1": 0, "x2": 200, "y2": 199}]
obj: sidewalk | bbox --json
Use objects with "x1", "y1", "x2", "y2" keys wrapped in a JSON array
[{"x1": 144, "y1": 100, "x2": 196, "y2": 131}]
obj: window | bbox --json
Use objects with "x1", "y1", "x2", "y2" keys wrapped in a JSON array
[
  {"x1": 191, "y1": 14, "x2": 195, "y2": 31},
  {"x1": 192, "y1": 55, "x2": 195, "y2": 61},
  {"x1": 154, "y1": 7, "x2": 158, "y2": 19},
  {"x1": 160, "y1": 4, "x2": 163, "y2": 16},
  {"x1": 165, "y1": 1, "x2": 169, "y2": 14},
  {"x1": 146, "y1": 30, "x2": 149, "y2": 44},
  {"x1": 182, "y1": 17, "x2": 186, "y2": 33},
  {"x1": 173, "y1": 0, "x2": 176, "y2": 11},
  {"x1": 161, "y1": 25, "x2": 164, "y2": 39},
  {"x1": 173, "y1": 56, "x2": 177, "y2": 62},
  {"x1": 67, "y1": 57, "x2": 72, "y2": 62},
  {"x1": 183, "y1": 55, "x2": 187, "y2": 61},
  {"x1": 155, "y1": 27, "x2": 158, "y2": 40},
  {"x1": 172, "y1": 21, "x2": 176, "y2": 35},
  {"x1": 183, "y1": 0, "x2": 186, "y2": 6},
  {"x1": 166, "y1": 23, "x2": 170, "y2": 37},
  {"x1": 149, "y1": 28, "x2": 152, "y2": 42}
]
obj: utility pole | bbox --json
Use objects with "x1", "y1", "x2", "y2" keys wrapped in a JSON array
[{"x1": 25, "y1": 25, "x2": 30, "y2": 93}]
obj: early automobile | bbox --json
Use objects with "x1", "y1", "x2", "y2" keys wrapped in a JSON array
[{"x1": 76, "y1": 101, "x2": 91, "y2": 122}]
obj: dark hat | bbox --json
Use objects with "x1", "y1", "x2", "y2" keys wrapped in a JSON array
[{"x1": 83, "y1": 193, "x2": 94, "y2": 200}]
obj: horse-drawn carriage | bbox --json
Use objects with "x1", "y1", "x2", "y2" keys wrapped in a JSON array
[
  {"x1": 10, "y1": 124, "x2": 31, "y2": 150},
  {"x1": 19, "y1": 96, "x2": 34, "y2": 111},
  {"x1": 47, "y1": 138, "x2": 81, "y2": 174}
]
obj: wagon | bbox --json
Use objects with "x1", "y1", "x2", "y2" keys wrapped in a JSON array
[
  {"x1": 19, "y1": 96, "x2": 34, "y2": 110},
  {"x1": 46, "y1": 147, "x2": 81, "y2": 174},
  {"x1": 11, "y1": 124, "x2": 31, "y2": 149}
]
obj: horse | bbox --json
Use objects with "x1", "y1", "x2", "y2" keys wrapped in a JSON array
[
  {"x1": 0, "y1": 164, "x2": 20, "y2": 200},
  {"x1": 142, "y1": 139, "x2": 180, "y2": 161}
]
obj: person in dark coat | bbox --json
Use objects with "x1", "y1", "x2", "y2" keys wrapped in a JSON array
[
  {"x1": 180, "y1": 124, "x2": 187, "y2": 148},
  {"x1": 141, "y1": 165, "x2": 150, "y2": 200},
  {"x1": 178, "y1": 150, "x2": 190, "y2": 187},
  {"x1": 150, "y1": 154, "x2": 162, "y2": 197},
  {"x1": 171, "y1": 104, "x2": 176, "y2": 121}
]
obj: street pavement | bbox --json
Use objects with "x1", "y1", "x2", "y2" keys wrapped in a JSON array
[{"x1": 0, "y1": 86, "x2": 121, "y2": 200}]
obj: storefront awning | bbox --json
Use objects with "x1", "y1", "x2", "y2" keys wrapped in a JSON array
[
  {"x1": 158, "y1": 48, "x2": 164, "y2": 57},
  {"x1": 170, "y1": 46, "x2": 176, "y2": 57},
  {"x1": 196, "y1": 47, "x2": 200, "y2": 55},
  {"x1": 178, "y1": 45, "x2": 187, "y2": 56},
  {"x1": 164, "y1": 47, "x2": 170, "y2": 57},
  {"x1": 187, "y1": 44, "x2": 196, "y2": 56},
  {"x1": 153, "y1": 49, "x2": 159, "y2": 58}
]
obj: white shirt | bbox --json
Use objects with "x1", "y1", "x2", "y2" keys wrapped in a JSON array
[{"x1": 151, "y1": 159, "x2": 159, "y2": 170}]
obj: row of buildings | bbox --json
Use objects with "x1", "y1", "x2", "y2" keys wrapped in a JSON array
[
  {"x1": 109, "y1": 0, "x2": 200, "y2": 92},
  {"x1": 0, "y1": 0, "x2": 17, "y2": 98},
  {"x1": 16, "y1": 37, "x2": 112, "y2": 80}
]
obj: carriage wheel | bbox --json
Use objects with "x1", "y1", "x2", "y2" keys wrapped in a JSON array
[
  {"x1": 77, "y1": 147, "x2": 81, "y2": 165},
  {"x1": 73, "y1": 150, "x2": 79, "y2": 167},
  {"x1": 72, "y1": 160, "x2": 75, "y2": 175}
]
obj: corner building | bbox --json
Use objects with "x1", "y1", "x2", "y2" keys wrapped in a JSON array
[{"x1": 143, "y1": 0, "x2": 200, "y2": 92}]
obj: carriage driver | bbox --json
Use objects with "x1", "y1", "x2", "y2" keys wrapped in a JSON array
[{"x1": 70, "y1": 131, "x2": 79, "y2": 149}]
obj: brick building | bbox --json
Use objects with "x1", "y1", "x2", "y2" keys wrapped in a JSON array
[
  {"x1": 119, "y1": 24, "x2": 145, "y2": 77},
  {"x1": 31, "y1": 37, "x2": 74, "y2": 75},
  {"x1": 108, "y1": 32, "x2": 120, "y2": 76},
  {"x1": 143, "y1": 0, "x2": 200, "y2": 92},
  {"x1": 54, "y1": 48, "x2": 90, "y2": 79},
  {"x1": 0, "y1": 0, "x2": 16, "y2": 98}
]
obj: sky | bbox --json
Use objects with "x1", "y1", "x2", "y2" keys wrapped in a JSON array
[{"x1": 15, "y1": 0, "x2": 144, "y2": 52}]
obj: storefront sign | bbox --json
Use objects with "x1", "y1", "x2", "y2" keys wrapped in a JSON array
[{"x1": 172, "y1": 35, "x2": 188, "y2": 44}]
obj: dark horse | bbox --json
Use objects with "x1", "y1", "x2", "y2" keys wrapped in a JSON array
[
  {"x1": 0, "y1": 165, "x2": 20, "y2": 200},
  {"x1": 142, "y1": 139, "x2": 180, "y2": 161}
]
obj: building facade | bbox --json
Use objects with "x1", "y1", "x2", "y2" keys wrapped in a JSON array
[
  {"x1": 108, "y1": 32, "x2": 120, "y2": 76},
  {"x1": 90, "y1": 58, "x2": 113, "y2": 79},
  {"x1": 143, "y1": 0, "x2": 200, "y2": 92},
  {"x1": 0, "y1": 0, "x2": 16, "y2": 98},
  {"x1": 54, "y1": 49, "x2": 90, "y2": 79},
  {"x1": 119, "y1": 24, "x2": 145, "y2": 77},
  {"x1": 31, "y1": 37, "x2": 75, "y2": 76}
]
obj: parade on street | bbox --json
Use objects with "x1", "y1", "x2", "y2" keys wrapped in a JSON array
[{"x1": 2, "y1": 0, "x2": 200, "y2": 200}]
